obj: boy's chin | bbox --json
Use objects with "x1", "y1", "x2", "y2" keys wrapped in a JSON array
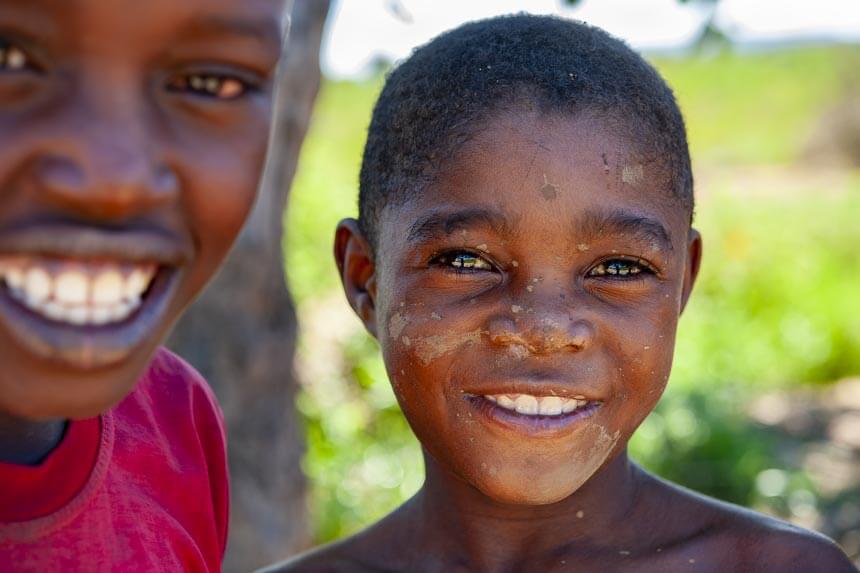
[
  {"x1": 0, "y1": 363, "x2": 146, "y2": 422},
  {"x1": 469, "y1": 462, "x2": 599, "y2": 506}
]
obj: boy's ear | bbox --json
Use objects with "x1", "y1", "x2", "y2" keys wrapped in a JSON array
[
  {"x1": 680, "y1": 228, "x2": 702, "y2": 313},
  {"x1": 334, "y1": 218, "x2": 378, "y2": 338}
]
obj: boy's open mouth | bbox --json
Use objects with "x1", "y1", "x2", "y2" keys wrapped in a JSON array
[
  {"x1": 0, "y1": 257, "x2": 157, "y2": 326},
  {"x1": 0, "y1": 225, "x2": 188, "y2": 369},
  {"x1": 484, "y1": 393, "x2": 592, "y2": 416},
  {"x1": 466, "y1": 392, "x2": 602, "y2": 436}
]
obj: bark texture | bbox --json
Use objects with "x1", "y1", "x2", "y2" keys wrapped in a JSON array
[{"x1": 168, "y1": 1, "x2": 331, "y2": 569}]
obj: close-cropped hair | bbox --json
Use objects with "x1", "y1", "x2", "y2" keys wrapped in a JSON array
[{"x1": 358, "y1": 13, "x2": 694, "y2": 251}]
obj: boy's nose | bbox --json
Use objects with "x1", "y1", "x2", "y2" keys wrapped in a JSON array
[
  {"x1": 487, "y1": 307, "x2": 594, "y2": 355},
  {"x1": 33, "y1": 152, "x2": 178, "y2": 220},
  {"x1": 29, "y1": 94, "x2": 178, "y2": 221}
]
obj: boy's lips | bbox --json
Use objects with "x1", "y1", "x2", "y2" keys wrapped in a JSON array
[
  {"x1": 0, "y1": 226, "x2": 190, "y2": 370},
  {"x1": 462, "y1": 381, "x2": 604, "y2": 437}
]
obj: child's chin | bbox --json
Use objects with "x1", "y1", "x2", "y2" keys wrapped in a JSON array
[
  {"x1": 470, "y1": 465, "x2": 591, "y2": 506},
  {"x1": 0, "y1": 369, "x2": 138, "y2": 421}
]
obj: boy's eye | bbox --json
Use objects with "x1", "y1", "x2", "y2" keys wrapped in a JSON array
[
  {"x1": 167, "y1": 73, "x2": 251, "y2": 100},
  {"x1": 587, "y1": 258, "x2": 650, "y2": 278},
  {"x1": 0, "y1": 42, "x2": 30, "y2": 72},
  {"x1": 433, "y1": 251, "x2": 494, "y2": 271}
]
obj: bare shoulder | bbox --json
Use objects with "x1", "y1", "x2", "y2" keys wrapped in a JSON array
[
  {"x1": 642, "y1": 472, "x2": 856, "y2": 572},
  {"x1": 742, "y1": 519, "x2": 857, "y2": 573}
]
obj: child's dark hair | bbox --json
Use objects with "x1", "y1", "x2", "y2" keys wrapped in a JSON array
[{"x1": 358, "y1": 13, "x2": 694, "y2": 251}]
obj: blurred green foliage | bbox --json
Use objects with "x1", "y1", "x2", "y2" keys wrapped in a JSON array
[{"x1": 285, "y1": 46, "x2": 859, "y2": 543}]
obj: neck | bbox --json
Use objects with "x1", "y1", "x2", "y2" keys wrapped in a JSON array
[
  {"x1": 0, "y1": 411, "x2": 66, "y2": 465},
  {"x1": 412, "y1": 448, "x2": 645, "y2": 572}
]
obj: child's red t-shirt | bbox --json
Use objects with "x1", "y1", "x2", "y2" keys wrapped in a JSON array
[{"x1": 0, "y1": 348, "x2": 230, "y2": 572}]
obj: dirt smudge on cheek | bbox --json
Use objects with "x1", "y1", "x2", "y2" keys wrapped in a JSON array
[
  {"x1": 388, "y1": 311, "x2": 410, "y2": 340},
  {"x1": 572, "y1": 424, "x2": 622, "y2": 485},
  {"x1": 412, "y1": 328, "x2": 484, "y2": 365}
]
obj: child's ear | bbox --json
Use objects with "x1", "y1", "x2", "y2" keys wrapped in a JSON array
[
  {"x1": 334, "y1": 218, "x2": 378, "y2": 338},
  {"x1": 680, "y1": 228, "x2": 702, "y2": 313}
]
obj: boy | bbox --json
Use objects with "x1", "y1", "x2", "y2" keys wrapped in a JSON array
[
  {"x1": 266, "y1": 15, "x2": 856, "y2": 573},
  {"x1": 0, "y1": 0, "x2": 287, "y2": 570}
]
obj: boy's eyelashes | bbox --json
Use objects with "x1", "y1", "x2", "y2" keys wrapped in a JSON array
[
  {"x1": 432, "y1": 251, "x2": 493, "y2": 271},
  {"x1": 428, "y1": 249, "x2": 658, "y2": 280},
  {"x1": 166, "y1": 70, "x2": 259, "y2": 101},
  {"x1": 429, "y1": 250, "x2": 496, "y2": 273},
  {"x1": 586, "y1": 257, "x2": 656, "y2": 280}
]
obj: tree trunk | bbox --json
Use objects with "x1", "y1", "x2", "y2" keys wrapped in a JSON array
[{"x1": 168, "y1": 1, "x2": 331, "y2": 570}]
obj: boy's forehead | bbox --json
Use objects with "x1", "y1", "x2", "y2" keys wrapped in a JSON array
[
  {"x1": 3, "y1": 0, "x2": 288, "y2": 47},
  {"x1": 378, "y1": 111, "x2": 687, "y2": 255}
]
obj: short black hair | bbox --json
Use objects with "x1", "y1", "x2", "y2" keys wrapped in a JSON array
[{"x1": 358, "y1": 14, "x2": 693, "y2": 251}]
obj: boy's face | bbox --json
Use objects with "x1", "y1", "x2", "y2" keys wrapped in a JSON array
[
  {"x1": 0, "y1": 0, "x2": 285, "y2": 419},
  {"x1": 340, "y1": 111, "x2": 701, "y2": 505}
]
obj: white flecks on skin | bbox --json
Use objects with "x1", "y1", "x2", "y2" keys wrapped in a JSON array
[
  {"x1": 430, "y1": 312, "x2": 442, "y2": 321},
  {"x1": 401, "y1": 335, "x2": 411, "y2": 347},
  {"x1": 411, "y1": 328, "x2": 484, "y2": 365},
  {"x1": 388, "y1": 311, "x2": 410, "y2": 339},
  {"x1": 511, "y1": 305, "x2": 523, "y2": 314},
  {"x1": 475, "y1": 244, "x2": 488, "y2": 252},
  {"x1": 526, "y1": 285, "x2": 534, "y2": 292},
  {"x1": 576, "y1": 510, "x2": 585, "y2": 518},
  {"x1": 576, "y1": 243, "x2": 590, "y2": 252},
  {"x1": 511, "y1": 260, "x2": 519, "y2": 267},
  {"x1": 539, "y1": 174, "x2": 559, "y2": 201},
  {"x1": 621, "y1": 164, "x2": 644, "y2": 185}
]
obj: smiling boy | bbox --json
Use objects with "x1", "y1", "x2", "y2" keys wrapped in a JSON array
[
  {"x1": 265, "y1": 15, "x2": 856, "y2": 573},
  {"x1": 0, "y1": 0, "x2": 286, "y2": 570}
]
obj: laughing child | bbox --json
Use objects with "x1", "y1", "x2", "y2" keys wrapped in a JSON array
[
  {"x1": 265, "y1": 14, "x2": 856, "y2": 573},
  {"x1": 0, "y1": 0, "x2": 287, "y2": 570}
]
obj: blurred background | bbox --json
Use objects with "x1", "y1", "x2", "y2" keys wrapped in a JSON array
[{"x1": 174, "y1": 1, "x2": 860, "y2": 569}]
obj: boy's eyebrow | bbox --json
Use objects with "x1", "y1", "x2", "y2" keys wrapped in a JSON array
[
  {"x1": 577, "y1": 208, "x2": 674, "y2": 252},
  {"x1": 407, "y1": 207, "x2": 512, "y2": 244},
  {"x1": 178, "y1": 14, "x2": 284, "y2": 52}
]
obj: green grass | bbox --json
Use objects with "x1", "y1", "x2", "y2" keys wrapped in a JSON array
[
  {"x1": 284, "y1": 45, "x2": 860, "y2": 542},
  {"x1": 654, "y1": 46, "x2": 852, "y2": 165}
]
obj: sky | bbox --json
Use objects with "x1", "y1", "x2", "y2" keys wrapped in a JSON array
[{"x1": 322, "y1": 0, "x2": 860, "y2": 79}]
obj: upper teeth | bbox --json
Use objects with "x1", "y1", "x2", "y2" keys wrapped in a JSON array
[
  {"x1": 0, "y1": 257, "x2": 156, "y2": 326},
  {"x1": 485, "y1": 394, "x2": 590, "y2": 416}
]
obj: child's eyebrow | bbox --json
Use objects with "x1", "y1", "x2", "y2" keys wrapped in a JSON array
[
  {"x1": 577, "y1": 208, "x2": 674, "y2": 252},
  {"x1": 406, "y1": 207, "x2": 512, "y2": 244},
  {"x1": 177, "y1": 14, "x2": 284, "y2": 54}
]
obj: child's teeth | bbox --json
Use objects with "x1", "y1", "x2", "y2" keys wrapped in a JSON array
[
  {"x1": 55, "y1": 271, "x2": 89, "y2": 305},
  {"x1": 538, "y1": 395, "x2": 563, "y2": 415},
  {"x1": 124, "y1": 269, "x2": 150, "y2": 300},
  {"x1": 0, "y1": 257, "x2": 157, "y2": 326},
  {"x1": 92, "y1": 270, "x2": 124, "y2": 305},
  {"x1": 4, "y1": 266, "x2": 24, "y2": 290},
  {"x1": 486, "y1": 393, "x2": 590, "y2": 417},
  {"x1": 25, "y1": 268, "x2": 52, "y2": 305},
  {"x1": 514, "y1": 394, "x2": 539, "y2": 415}
]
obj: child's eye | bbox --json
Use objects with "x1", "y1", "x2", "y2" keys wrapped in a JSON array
[
  {"x1": 0, "y1": 42, "x2": 31, "y2": 72},
  {"x1": 587, "y1": 258, "x2": 651, "y2": 278},
  {"x1": 167, "y1": 73, "x2": 252, "y2": 100},
  {"x1": 432, "y1": 251, "x2": 494, "y2": 271}
]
